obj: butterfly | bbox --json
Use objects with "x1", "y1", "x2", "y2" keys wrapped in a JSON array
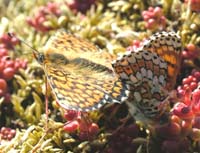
[
  {"x1": 32, "y1": 30, "x2": 130, "y2": 112},
  {"x1": 112, "y1": 31, "x2": 182, "y2": 121}
]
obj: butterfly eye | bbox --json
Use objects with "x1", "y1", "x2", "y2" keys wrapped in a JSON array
[{"x1": 38, "y1": 53, "x2": 45, "y2": 64}]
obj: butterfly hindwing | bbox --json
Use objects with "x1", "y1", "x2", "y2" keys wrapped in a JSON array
[
  {"x1": 44, "y1": 65, "x2": 129, "y2": 112},
  {"x1": 111, "y1": 31, "x2": 182, "y2": 120},
  {"x1": 112, "y1": 49, "x2": 169, "y2": 118},
  {"x1": 143, "y1": 31, "x2": 182, "y2": 89}
]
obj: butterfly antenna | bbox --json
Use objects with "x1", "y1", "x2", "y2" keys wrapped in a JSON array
[
  {"x1": 7, "y1": 32, "x2": 39, "y2": 56},
  {"x1": 8, "y1": 32, "x2": 49, "y2": 131}
]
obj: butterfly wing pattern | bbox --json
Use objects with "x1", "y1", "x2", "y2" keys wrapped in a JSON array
[
  {"x1": 35, "y1": 30, "x2": 181, "y2": 121},
  {"x1": 112, "y1": 31, "x2": 182, "y2": 121},
  {"x1": 143, "y1": 31, "x2": 182, "y2": 90},
  {"x1": 38, "y1": 31, "x2": 130, "y2": 112}
]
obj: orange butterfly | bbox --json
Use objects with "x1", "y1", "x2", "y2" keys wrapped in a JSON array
[
  {"x1": 32, "y1": 30, "x2": 130, "y2": 112},
  {"x1": 112, "y1": 31, "x2": 182, "y2": 121}
]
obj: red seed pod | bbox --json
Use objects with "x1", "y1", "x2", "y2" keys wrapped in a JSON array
[
  {"x1": 2, "y1": 67, "x2": 15, "y2": 81},
  {"x1": 181, "y1": 120, "x2": 192, "y2": 136},
  {"x1": 0, "y1": 48, "x2": 8, "y2": 58},
  {"x1": 63, "y1": 120, "x2": 79, "y2": 133},
  {"x1": 190, "y1": 82, "x2": 198, "y2": 91},
  {"x1": 5, "y1": 60, "x2": 15, "y2": 67},
  {"x1": 177, "y1": 88, "x2": 185, "y2": 97},
  {"x1": 0, "y1": 62, "x2": 5, "y2": 73},
  {"x1": 89, "y1": 123, "x2": 99, "y2": 136},
  {"x1": 172, "y1": 102, "x2": 194, "y2": 120},
  {"x1": 21, "y1": 60, "x2": 28, "y2": 69},
  {"x1": 186, "y1": 44, "x2": 196, "y2": 52},
  {"x1": 193, "y1": 71, "x2": 200, "y2": 81},
  {"x1": 0, "y1": 79, "x2": 7, "y2": 92},
  {"x1": 182, "y1": 50, "x2": 189, "y2": 58},
  {"x1": 182, "y1": 77, "x2": 191, "y2": 85},
  {"x1": 192, "y1": 117, "x2": 200, "y2": 128},
  {"x1": 153, "y1": 7, "x2": 162, "y2": 17},
  {"x1": 191, "y1": 89, "x2": 200, "y2": 114},
  {"x1": 11, "y1": 37, "x2": 19, "y2": 45},
  {"x1": 170, "y1": 115, "x2": 182, "y2": 124},
  {"x1": 0, "y1": 127, "x2": 7, "y2": 134},
  {"x1": 64, "y1": 110, "x2": 78, "y2": 121},
  {"x1": 183, "y1": 84, "x2": 189, "y2": 90},
  {"x1": 14, "y1": 61, "x2": 20, "y2": 72},
  {"x1": 10, "y1": 129, "x2": 16, "y2": 136}
]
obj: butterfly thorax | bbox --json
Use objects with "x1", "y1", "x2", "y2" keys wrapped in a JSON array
[{"x1": 45, "y1": 52, "x2": 69, "y2": 65}]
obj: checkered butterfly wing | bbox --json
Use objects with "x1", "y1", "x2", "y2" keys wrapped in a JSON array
[
  {"x1": 112, "y1": 49, "x2": 168, "y2": 118},
  {"x1": 112, "y1": 31, "x2": 182, "y2": 119},
  {"x1": 41, "y1": 31, "x2": 130, "y2": 112},
  {"x1": 143, "y1": 31, "x2": 182, "y2": 90}
]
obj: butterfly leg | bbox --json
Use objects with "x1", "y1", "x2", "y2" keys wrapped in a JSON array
[
  {"x1": 126, "y1": 100, "x2": 154, "y2": 124},
  {"x1": 157, "y1": 89, "x2": 177, "y2": 113}
]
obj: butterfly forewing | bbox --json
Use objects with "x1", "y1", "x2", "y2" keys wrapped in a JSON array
[
  {"x1": 41, "y1": 31, "x2": 130, "y2": 111},
  {"x1": 44, "y1": 30, "x2": 115, "y2": 70}
]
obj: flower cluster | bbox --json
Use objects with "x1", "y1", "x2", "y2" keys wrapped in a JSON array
[
  {"x1": 154, "y1": 70, "x2": 200, "y2": 153},
  {"x1": 0, "y1": 34, "x2": 27, "y2": 103},
  {"x1": 142, "y1": 7, "x2": 166, "y2": 30},
  {"x1": 185, "y1": 0, "x2": 200, "y2": 12},
  {"x1": 67, "y1": 0, "x2": 96, "y2": 14},
  {"x1": 0, "y1": 127, "x2": 16, "y2": 141},
  {"x1": 0, "y1": 33, "x2": 19, "y2": 50},
  {"x1": 63, "y1": 110, "x2": 99, "y2": 140},
  {"x1": 26, "y1": 2, "x2": 61, "y2": 32},
  {"x1": 126, "y1": 40, "x2": 142, "y2": 52},
  {"x1": 182, "y1": 44, "x2": 200, "y2": 60},
  {"x1": 177, "y1": 69, "x2": 200, "y2": 96}
]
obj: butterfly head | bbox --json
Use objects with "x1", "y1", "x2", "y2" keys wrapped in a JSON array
[
  {"x1": 7, "y1": 33, "x2": 46, "y2": 65},
  {"x1": 32, "y1": 50, "x2": 45, "y2": 64}
]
